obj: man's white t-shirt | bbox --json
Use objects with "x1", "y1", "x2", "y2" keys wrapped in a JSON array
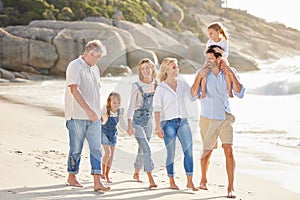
[{"x1": 64, "y1": 56, "x2": 101, "y2": 120}]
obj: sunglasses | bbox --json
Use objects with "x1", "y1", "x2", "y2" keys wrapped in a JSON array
[{"x1": 171, "y1": 65, "x2": 179, "y2": 69}]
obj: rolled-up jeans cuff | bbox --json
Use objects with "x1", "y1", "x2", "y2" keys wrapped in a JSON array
[
  {"x1": 144, "y1": 166, "x2": 154, "y2": 172},
  {"x1": 168, "y1": 174, "x2": 174, "y2": 178},
  {"x1": 91, "y1": 169, "x2": 102, "y2": 175},
  {"x1": 186, "y1": 172, "x2": 193, "y2": 176},
  {"x1": 68, "y1": 171, "x2": 78, "y2": 175}
]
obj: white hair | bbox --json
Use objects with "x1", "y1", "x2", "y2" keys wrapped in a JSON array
[{"x1": 85, "y1": 40, "x2": 106, "y2": 57}]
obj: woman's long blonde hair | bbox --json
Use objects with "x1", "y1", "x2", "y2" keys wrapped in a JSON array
[
  {"x1": 158, "y1": 57, "x2": 178, "y2": 82},
  {"x1": 137, "y1": 58, "x2": 157, "y2": 81}
]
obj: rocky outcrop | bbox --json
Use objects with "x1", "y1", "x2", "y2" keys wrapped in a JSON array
[
  {"x1": 161, "y1": 1, "x2": 184, "y2": 24},
  {"x1": 0, "y1": 19, "x2": 259, "y2": 82},
  {"x1": 0, "y1": 28, "x2": 57, "y2": 74}
]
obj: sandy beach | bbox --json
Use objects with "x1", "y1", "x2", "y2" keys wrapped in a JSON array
[{"x1": 0, "y1": 94, "x2": 299, "y2": 200}]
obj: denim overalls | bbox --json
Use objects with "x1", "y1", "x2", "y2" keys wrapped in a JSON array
[
  {"x1": 133, "y1": 82, "x2": 154, "y2": 126},
  {"x1": 101, "y1": 109, "x2": 120, "y2": 146},
  {"x1": 132, "y1": 81, "x2": 156, "y2": 172}
]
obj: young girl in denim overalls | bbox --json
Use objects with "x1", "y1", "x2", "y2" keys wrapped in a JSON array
[
  {"x1": 101, "y1": 92, "x2": 123, "y2": 183},
  {"x1": 127, "y1": 58, "x2": 157, "y2": 188}
]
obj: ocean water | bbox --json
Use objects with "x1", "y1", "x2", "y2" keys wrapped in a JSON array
[{"x1": 0, "y1": 56, "x2": 300, "y2": 193}]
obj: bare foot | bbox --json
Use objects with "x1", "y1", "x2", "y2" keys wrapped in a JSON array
[
  {"x1": 170, "y1": 183, "x2": 179, "y2": 190},
  {"x1": 229, "y1": 91, "x2": 234, "y2": 98},
  {"x1": 149, "y1": 183, "x2": 158, "y2": 189},
  {"x1": 66, "y1": 176, "x2": 83, "y2": 187},
  {"x1": 94, "y1": 182, "x2": 110, "y2": 192},
  {"x1": 187, "y1": 182, "x2": 199, "y2": 191},
  {"x1": 94, "y1": 186, "x2": 110, "y2": 192},
  {"x1": 133, "y1": 173, "x2": 142, "y2": 182},
  {"x1": 100, "y1": 174, "x2": 106, "y2": 179},
  {"x1": 106, "y1": 177, "x2": 112, "y2": 183},
  {"x1": 199, "y1": 182, "x2": 208, "y2": 190},
  {"x1": 227, "y1": 189, "x2": 236, "y2": 198}
]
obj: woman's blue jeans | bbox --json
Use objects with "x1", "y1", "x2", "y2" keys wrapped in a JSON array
[{"x1": 161, "y1": 118, "x2": 194, "y2": 177}]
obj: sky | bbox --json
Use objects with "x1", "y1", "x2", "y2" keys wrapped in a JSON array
[{"x1": 224, "y1": 0, "x2": 300, "y2": 31}]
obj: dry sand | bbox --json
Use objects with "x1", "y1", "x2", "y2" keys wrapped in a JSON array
[{"x1": 0, "y1": 99, "x2": 299, "y2": 200}]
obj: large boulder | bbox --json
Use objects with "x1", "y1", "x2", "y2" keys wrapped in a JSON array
[
  {"x1": 114, "y1": 21, "x2": 161, "y2": 48},
  {"x1": 161, "y1": 1, "x2": 184, "y2": 24},
  {"x1": 1, "y1": 19, "x2": 260, "y2": 79},
  {"x1": 0, "y1": 28, "x2": 57, "y2": 72},
  {"x1": 52, "y1": 28, "x2": 126, "y2": 76},
  {"x1": 151, "y1": 44, "x2": 188, "y2": 63},
  {"x1": 126, "y1": 46, "x2": 158, "y2": 69},
  {"x1": 83, "y1": 17, "x2": 113, "y2": 26},
  {"x1": 114, "y1": 21, "x2": 182, "y2": 49},
  {"x1": 178, "y1": 59, "x2": 199, "y2": 74},
  {"x1": 228, "y1": 52, "x2": 259, "y2": 72},
  {"x1": 147, "y1": 0, "x2": 163, "y2": 13},
  {"x1": 6, "y1": 26, "x2": 59, "y2": 43},
  {"x1": 103, "y1": 64, "x2": 131, "y2": 77},
  {"x1": 27, "y1": 20, "x2": 127, "y2": 76},
  {"x1": 187, "y1": 43, "x2": 206, "y2": 64},
  {"x1": 0, "y1": 68, "x2": 15, "y2": 80}
]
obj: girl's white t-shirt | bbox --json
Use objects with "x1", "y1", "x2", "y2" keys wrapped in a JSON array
[{"x1": 206, "y1": 39, "x2": 228, "y2": 58}]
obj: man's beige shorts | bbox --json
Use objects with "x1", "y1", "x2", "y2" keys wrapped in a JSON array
[{"x1": 199, "y1": 113, "x2": 235, "y2": 150}]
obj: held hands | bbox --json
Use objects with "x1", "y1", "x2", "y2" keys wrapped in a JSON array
[{"x1": 155, "y1": 127, "x2": 164, "y2": 139}]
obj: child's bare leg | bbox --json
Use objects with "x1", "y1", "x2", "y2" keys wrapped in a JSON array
[
  {"x1": 101, "y1": 164, "x2": 106, "y2": 179},
  {"x1": 225, "y1": 74, "x2": 233, "y2": 97},
  {"x1": 201, "y1": 77, "x2": 207, "y2": 98},
  {"x1": 101, "y1": 145, "x2": 110, "y2": 179},
  {"x1": 105, "y1": 166, "x2": 111, "y2": 183},
  {"x1": 133, "y1": 169, "x2": 142, "y2": 182},
  {"x1": 147, "y1": 172, "x2": 157, "y2": 188},
  {"x1": 105, "y1": 146, "x2": 115, "y2": 183}
]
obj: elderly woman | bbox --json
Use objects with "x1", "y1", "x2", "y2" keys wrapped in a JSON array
[
  {"x1": 153, "y1": 57, "x2": 198, "y2": 191},
  {"x1": 127, "y1": 58, "x2": 157, "y2": 188}
]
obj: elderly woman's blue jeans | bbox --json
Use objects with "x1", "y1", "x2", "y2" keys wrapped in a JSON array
[{"x1": 161, "y1": 118, "x2": 194, "y2": 177}]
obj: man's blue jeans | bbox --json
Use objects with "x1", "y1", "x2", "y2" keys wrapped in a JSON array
[
  {"x1": 66, "y1": 119, "x2": 102, "y2": 175},
  {"x1": 161, "y1": 118, "x2": 194, "y2": 177}
]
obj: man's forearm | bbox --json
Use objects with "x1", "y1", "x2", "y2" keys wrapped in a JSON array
[
  {"x1": 229, "y1": 72, "x2": 242, "y2": 93},
  {"x1": 191, "y1": 73, "x2": 202, "y2": 97},
  {"x1": 71, "y1": 85, "x2": 92, "y2": 112}
]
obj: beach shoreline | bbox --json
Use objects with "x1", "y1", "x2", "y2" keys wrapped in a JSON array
[{"x1": 0, "y1": 93, "x2": 299, "y2": 199}]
